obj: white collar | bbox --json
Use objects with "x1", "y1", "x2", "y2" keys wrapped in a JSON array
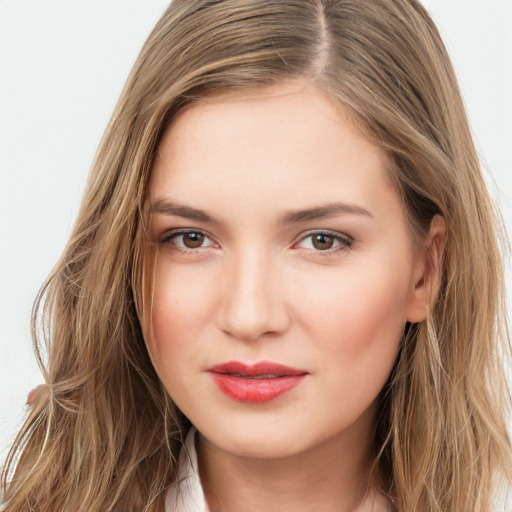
[{"x1": 165, "y1": 428, "x2": 210, "y2": 512}]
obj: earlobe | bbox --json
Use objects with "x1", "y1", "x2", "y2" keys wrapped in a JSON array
[{"x1": 406, "y1": 214, "x2": 446, "y2": 323}]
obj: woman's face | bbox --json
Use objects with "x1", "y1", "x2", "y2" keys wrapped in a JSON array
[{"x1": 144, "y1": 81, "x2": 429, "y2": 459}]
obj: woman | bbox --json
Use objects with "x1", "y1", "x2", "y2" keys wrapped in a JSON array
[{"x1": 2, "y1": 1, "x2": 511, "y2": 511}]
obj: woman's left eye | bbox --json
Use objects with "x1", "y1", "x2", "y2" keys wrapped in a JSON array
[{"x1": 296, "y1": 231, "x2": 353, "y2": 252}]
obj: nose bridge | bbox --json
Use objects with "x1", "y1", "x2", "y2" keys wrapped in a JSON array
[{"x1": 219, "y1": 245, "x2": 287, "y2": 341}]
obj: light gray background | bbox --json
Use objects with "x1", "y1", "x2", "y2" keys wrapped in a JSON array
[{"x1": 1, "y1": 0, "x2": 511, "y2": 464}]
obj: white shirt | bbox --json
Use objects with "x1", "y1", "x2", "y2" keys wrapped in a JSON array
[{"x1": 165, "y1": 428, "x2": 209, "y2": 512}]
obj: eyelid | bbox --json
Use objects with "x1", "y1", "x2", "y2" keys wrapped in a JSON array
[
  {"x1": 293, "y1": 229, "x2": 354, "y2": 252},
  {"x1": 158, "y1": 227, "x2": 353, "y2": 254},
  {"x1": 160, "y1": 228, "x2": 219, "y2": 250}
]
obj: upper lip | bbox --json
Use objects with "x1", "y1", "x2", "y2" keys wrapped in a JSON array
[{"x1": 207, "y1": 361, "x2": 308, "y2": 377}]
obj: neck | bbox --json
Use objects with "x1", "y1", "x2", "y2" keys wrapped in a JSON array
[{"x1": 197, "y1": 407, "x2": 391, "y2": 512}]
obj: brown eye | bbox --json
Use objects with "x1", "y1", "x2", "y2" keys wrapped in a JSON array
[
  {"x1": 182, "y1": 232, "x2": 205, "y2": 248},
  {"x1": 296, "y1": 231, "x2": 352, "y2": 253},
  {"x1": 161, "y1": 230, "x2": 217, "y2": 252},
  {"x1": 312, "y1": 234, "x2": 335, "y2": 250}
]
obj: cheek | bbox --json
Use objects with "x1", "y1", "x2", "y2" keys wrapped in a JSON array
[
  {"x1": 297, "y1": 259, "x2": 411, "y2": 371},
  {"x1": 144, "y1": 262, "x2": 218, "y2": 376},
  {"x1": 299, "y1": 267, "x2": 409, "y2": 423}
]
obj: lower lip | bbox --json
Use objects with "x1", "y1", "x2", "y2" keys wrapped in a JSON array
[{"x1": 210, "y1": 373, "x2": 306, "y2": 404}]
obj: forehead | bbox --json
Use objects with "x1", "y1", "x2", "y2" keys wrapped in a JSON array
[{"x1": 149, "y1": 81, "x2": 401, "y2": 225}]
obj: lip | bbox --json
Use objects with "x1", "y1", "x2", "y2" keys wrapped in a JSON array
[{"x1": 207, "y1": 361, "x2": 308, "y2": 404}]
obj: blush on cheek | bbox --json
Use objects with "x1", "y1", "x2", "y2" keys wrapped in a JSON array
[
  {"x1": 148, "y1": 279, "x2": 217, "y2": 365},
  {"x1": 305, "y1": 275, "x2": 407, "y2": 347}
]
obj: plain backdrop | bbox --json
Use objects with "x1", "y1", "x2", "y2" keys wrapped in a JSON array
[{"x1": 1, "y1": 0, "x2": 511, "y2": 466}]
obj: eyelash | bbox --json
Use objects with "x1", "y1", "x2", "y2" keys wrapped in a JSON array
[
  {"x1": 160, "y1": 229, "x2": 218, "y2": 254},
  {"x1": 159, "y1": 229, "x2": 354, "y2": 255},
  {"x1": 295, "y1": 230, "x2": 354, "y2": 254}
]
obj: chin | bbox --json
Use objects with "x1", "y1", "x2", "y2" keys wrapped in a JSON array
[{"x1": 195, "y1": 416, "x2": 310, "y2": 458}]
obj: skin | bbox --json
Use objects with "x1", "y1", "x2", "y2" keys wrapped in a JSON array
[{"x1": 144, "y1": 80, "x2": 445, "y2": 512}]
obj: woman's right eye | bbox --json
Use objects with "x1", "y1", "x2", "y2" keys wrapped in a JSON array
[{"x1": 161, "y1": 230, "x2": 217, "y2": 251}]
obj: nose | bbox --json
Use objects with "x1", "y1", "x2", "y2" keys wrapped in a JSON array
[{"x1": 218, "y1": 249, "x2": 290, "y2": 342}]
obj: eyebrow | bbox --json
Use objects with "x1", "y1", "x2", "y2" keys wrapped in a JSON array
[
  {"x1": 150, "y1": 199, "x2": 220, "y2": 224},
  {"x1": 149, "y1": 199, "x2": 372, "y2": 224},
  {"x1": 279, "y1": 202, "x2": 373, "y2": 223}
]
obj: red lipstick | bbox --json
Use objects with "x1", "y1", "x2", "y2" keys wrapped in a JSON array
[{"x1": 207, "y1": 361, "x2": 307, "y2": 404}]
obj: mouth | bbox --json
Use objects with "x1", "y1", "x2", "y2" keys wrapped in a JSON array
[{"x1": 207, "y1": 361, "x2": 308, "y2": 404}]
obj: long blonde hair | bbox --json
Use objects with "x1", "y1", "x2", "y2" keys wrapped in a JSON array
[{"x1": 2, "y1": 1, "x2": 511, "y2": 511}]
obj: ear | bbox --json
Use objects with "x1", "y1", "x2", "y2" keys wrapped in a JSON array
[{"x1": 405, "y1": 214, "x2": 446, "y2": 323}]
